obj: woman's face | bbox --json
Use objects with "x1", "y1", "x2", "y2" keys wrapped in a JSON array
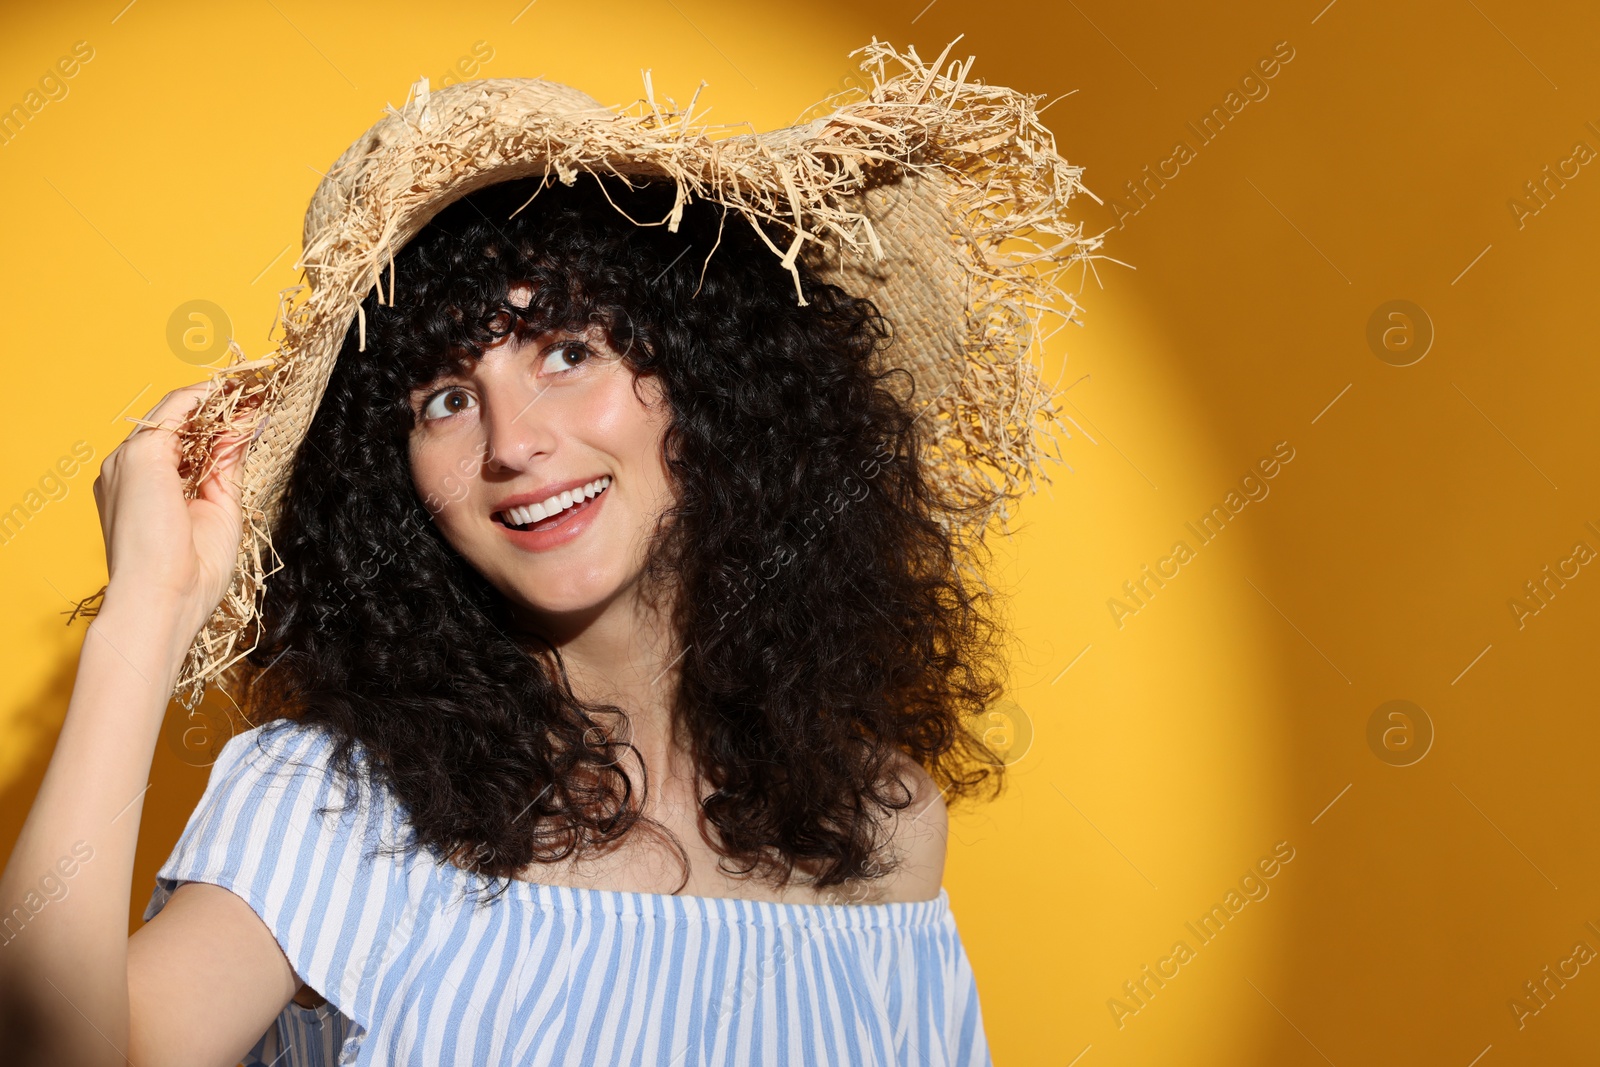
[{"x1": 407, "y1": 284, "x2": 675, "y2": 632}]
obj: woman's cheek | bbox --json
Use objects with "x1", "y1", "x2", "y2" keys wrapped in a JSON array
[{"x1": 411, "y1": 442, "x2": 467, "y2": 520}]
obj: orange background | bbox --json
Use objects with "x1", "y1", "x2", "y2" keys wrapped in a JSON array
[{"x1": 3, "y1": 1, "x2": 1598, "y2": 1064}]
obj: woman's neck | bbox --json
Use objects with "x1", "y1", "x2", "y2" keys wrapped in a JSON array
[{"x1": 516, "y1": 584, "x2": 694, "y2": 785}]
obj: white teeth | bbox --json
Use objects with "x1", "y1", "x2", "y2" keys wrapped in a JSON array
[{"x1": 501, "y1": 476, "x2": 610, "y2": 528}]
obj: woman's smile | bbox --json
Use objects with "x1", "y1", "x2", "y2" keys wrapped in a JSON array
[{"x1": 492, "y1": 474, "x2": 613, "y2": 551}]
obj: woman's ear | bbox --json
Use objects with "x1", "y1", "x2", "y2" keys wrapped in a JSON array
[{"x1": 658, "y1": 425, "x2": 684, "y2": 468}]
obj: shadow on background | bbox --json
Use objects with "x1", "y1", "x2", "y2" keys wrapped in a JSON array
[
  {"x1": 0, "y1": 618, "x2": 237, "y2": 928},
  {"x1": 941, "y1": 1, "x2": 1600, "y2": 1063}
]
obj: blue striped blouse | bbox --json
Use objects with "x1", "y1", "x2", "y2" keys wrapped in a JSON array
[{"x1": 142, "y1": 718, "x2": 992, "y2": 1065}]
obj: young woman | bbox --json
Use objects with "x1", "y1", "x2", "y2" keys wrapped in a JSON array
[{"x1": 0, "y1": 45, "x2": 1091, "y2": 1064}]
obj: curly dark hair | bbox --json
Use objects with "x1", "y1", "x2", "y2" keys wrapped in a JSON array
[{"x1": 239, "y1": 172, "x2": 1009, "y2": 904}]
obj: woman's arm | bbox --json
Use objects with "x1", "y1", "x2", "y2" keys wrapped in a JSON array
[
  {"x1": 129, "y1": 880, "x2": 306, "y2": 1065},
  {"x1": 0, "y1": 382, "x2": 299, "y2": 1065}
]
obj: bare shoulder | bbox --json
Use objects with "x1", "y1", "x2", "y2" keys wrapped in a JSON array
[
  {"x1": 874, "y1": 752, "x2": 948, "y2": 902},
  {"x1": 887, "y1": 752, "x2": 946, "y2": 830}
]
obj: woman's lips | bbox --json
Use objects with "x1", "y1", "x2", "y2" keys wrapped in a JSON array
[
  {"x1": 494, "y1": 483, "x2": 608, "y2": 552},
  {"x1": 496, "y1": 476, "x2": 612, "y2": 527}
]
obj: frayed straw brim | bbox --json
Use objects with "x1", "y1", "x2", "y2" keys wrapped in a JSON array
[{"x1": 77, "y1": 37, "x2": 1104, "y2": 709}]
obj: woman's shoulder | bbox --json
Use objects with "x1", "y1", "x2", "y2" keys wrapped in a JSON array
[
  {"x1": 197, "y1": 717, "x2": 382, "y2": 813},
  {"x1": 217, "y1": 715, "x2": 353, "y2": 774},
  {"x1": 887, "y1": 752, "x2": 947, "y2": 827},
  {"x1": 870, "y1": 752, "x2": 948, "y2": 903},
  {"x1": 143, "y1": 716, "x2": 424, "y2": 1039},
  {"x1": 143, "y1": 716, "x2": 396, "y2": 919}
]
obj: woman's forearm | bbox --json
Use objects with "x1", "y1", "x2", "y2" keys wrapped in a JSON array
[{"x1": 0, "y1": 593, "x2": 195, "y2": 1066}]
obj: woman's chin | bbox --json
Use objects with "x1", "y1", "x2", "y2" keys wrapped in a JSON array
[{"x1": 506, "y1": 580, "x2": 631, "y2": 630}]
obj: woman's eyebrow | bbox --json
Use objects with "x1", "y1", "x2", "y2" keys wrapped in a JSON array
[{"x1": 407, "y1": 360, "x2": 472, "y2": 400}]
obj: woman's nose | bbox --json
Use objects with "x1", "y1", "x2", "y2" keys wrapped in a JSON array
[{"x1": 480, "y1": 381, "x2": 557, "y2": 472}]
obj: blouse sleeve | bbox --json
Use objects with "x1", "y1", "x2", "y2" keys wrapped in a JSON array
[
  {"x1": 941, "y1": 921, "x2": 991, "y2": 1067},
  {"x1": 141, "y1": 718, "x2": 421, "y2": 1063}
]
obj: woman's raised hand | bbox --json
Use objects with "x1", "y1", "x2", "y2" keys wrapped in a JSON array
[
  {"x1": 92, "y1": 380, "x2": 262, "y2": 644},
  {"x1": 0, "y1": 381, "x2": 264, "y2": 1066}
]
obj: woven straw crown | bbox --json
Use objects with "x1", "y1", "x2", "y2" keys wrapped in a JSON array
[{"x1": 141, "y1": 38, "x2": 1101, "y2": 709}]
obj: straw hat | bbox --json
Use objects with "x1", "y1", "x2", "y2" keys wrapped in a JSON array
[{"x1": 104, "y1": 37, "x2": 1101, "y2": 709}]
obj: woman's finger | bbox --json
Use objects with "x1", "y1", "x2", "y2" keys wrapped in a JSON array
[
  {"x1": 197, "y1": 433, "x2": 251, "y2": 511},
  {"x1": 111, "y1": 381, "x2": 229, "y2": 479},
  {"x1": 133, "y1": 382, "x2": 214, "y2": 434},
  {"x1": 135, "y1": 380, "x2": 208, "y2": 420}
]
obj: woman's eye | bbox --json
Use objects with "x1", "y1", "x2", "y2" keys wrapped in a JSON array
[
  {"x1": 420, "y1": 387, "x2": 475, "y2": 421},
  {"x1": 539, "y1": 340, "x2": 591, "y2": 376}
]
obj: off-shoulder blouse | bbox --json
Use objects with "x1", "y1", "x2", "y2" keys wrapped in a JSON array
[{"x1": 142, "y1": 718, "x2": 991, "y2": 1065}]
